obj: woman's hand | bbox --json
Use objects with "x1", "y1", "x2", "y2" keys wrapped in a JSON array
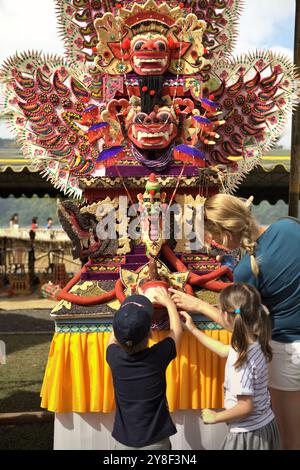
[
  {"x1": 168, "y1": 288, "x2": 200, "y2": 313},
  {"x1": 179, "y1": 311, "x2": 196, "y2": 332},
  {"x1": 201, "y1": 409, "x2": 218, "y2": 424},
  {"x1": 153, "y1": 287, "x2": 174, "y2": 308}
]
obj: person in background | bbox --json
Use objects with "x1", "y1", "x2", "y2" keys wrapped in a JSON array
[
  {"x1": 9, "y1": 213, "x2": 19, "y2": 229},
  {"x1": 180, "y1": 283, "x2": 280, "y2": 450},
  {"x1": 170, "y1": 193, "x2": 300, "y2": 450},
  {"x1": 31, "y1": 217, "x2": 38, "y2": 230},
  {"x1": 46, "y1": 217, "x2": 53, "y2": 229},
  {"x1": 106, "y1": 288, "x2": 182, "y2": 450}
]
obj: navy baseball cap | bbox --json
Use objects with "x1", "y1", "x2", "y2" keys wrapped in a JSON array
[{"x1": 113, "y1": 294, "x2": 153, "y2": 347}]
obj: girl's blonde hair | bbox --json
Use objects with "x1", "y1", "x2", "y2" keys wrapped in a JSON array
[
  {"x1": 219, "y1": 283, "x2": 272, "y2": 368},
  {"x1": 204, "y1": 194, "x2": 260, "y2": 276}
]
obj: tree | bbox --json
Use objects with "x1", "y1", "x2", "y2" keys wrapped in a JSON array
[{"x1": 289, "y1": 0, "x2": 300, "y2": 217}]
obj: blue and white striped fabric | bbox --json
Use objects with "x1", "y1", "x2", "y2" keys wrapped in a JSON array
[{"x1": 224, "y1": 342, "x2": 274, "y2": 433}]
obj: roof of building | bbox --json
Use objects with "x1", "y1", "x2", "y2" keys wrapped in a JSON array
[{"x1": 0, "y1": 144, "x2": 291, "y2": 201}]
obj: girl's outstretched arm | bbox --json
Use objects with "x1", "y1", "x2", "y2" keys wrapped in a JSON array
[
  {"x1": 202, "y1": 396, "x2": 254, "y2": 424},
  {"x1": 169, "y1": 288, "x2": 226, "y2": 328},
  {"x1": 180, "y1": 311, "x2": 230, "y2": 358}
]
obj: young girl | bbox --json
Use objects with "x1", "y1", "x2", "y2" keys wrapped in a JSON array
[
  {"x1": 180, "y1": 282, "x2": 280, "y2": 450},
  {"x1": 171, "y1": 194, "x2": 300, "y2": 449}
]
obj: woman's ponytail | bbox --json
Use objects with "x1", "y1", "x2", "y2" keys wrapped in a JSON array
[{"x1": 241, "y1": 216, "x2": 260, "y2": 277}]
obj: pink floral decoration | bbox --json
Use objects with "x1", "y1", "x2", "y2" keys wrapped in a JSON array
[
  {"x1": 219, "y1": 33, "x2": 228, "y2": 43},
  {"x1": 220, "y1": 70, "x2": 229, "y2": 80},
  {"x1": 76, "y1": 54, "x2": 85, "y2": 63},
  {"x1": 238, "y1": 66, "x2": 246, "y2": 75},
  {"x1": 74, "y1": 38, "x2": 84, "y2": 48},
  {"x1": 268, "y1": 116, "x2": 278, "y2": 125},
  {"x1": 274, "y1": 64, "x2": 283, "y2": 74},
  {"x1": 16, "y1": 117, "x2": 25, "y2": 125},
  {"x1": 277, "y1": 97, "x2": 286, "y2": 107},
  {"x1": 255, "y1": 59, "x2": 266, "y2": 70},
  {"x1": 66, "y1": 6, "x2": 74, "y2": 16}
]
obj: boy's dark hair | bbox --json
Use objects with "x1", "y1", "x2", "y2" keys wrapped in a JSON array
[{"x1": 219, "y1": 283, "x2": 272, "y2": 368}]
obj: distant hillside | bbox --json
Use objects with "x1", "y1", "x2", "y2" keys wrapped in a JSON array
[
  {"x1": 0, "y1": 195, "x2": 297, "y2": 230},
  {"x1": 0, "y1": 196, "x2": 60, "y2": 229},
  {"x1": 0, "y1": 139, "x2": 297, "y2": 229},
  {"x1": 0, "y1": 138, "x2": 20, "y2": 149}
]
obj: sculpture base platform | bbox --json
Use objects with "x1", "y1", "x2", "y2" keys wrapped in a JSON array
[{"x1": 54, "y1": 410, "x2": 228, "y2": 450}]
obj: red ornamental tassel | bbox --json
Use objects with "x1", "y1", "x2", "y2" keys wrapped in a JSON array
[
  {"x1": 167, "y1": 37, "x2": 180, "y2": 50},
  {"x1": 173, "y1": 145, "x2": 206, "y2": 168},
  {"x1": 121, "y1": 37, "x2": 131, "y2": 50},
  {"x1": 99, "y1": 156, "x2": 119, "y2": 168},
  {"x1": 81, "y1": 105, "x2": 100, "y2": 126},
  {"x1": 173, "y1": 152, "x2": 205, "y2": 167},
  {"x1": 200, "y1": 98, "x2": 218, "y2": 113},
  {"x1": 96, "y1": 146, "x2": 125, "y2": 169},
  {"x1": 86, "y1": 122, "x2": 108, "y2": 143},
  {"x1": 95, "y1": 154, "x2": 124, "y2": 170}
]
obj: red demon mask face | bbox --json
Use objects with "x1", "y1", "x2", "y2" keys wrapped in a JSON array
[
  {"x1": 127, "y1": 105, "x2": 178, "y2": 149},
  {"x1": 130, "y1": 33, "x2": 170, "y2": 75}
]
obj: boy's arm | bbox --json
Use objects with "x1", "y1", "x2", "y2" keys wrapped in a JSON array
[
  {"x1": 107, "y1": 331, "x2": 118, "y2": 347},
  {"x1": 202, "y1": 396, "x2": 254, "y2": 424},
  {"x1": 165, "y1": 299, "x2": 183, "y2": 345},
  {"x1": 180, "y1": 311, "x2": 230, "y2": 358},
  {"x1": 153, "y1": 288, "x2": 183, "y2": 346}
]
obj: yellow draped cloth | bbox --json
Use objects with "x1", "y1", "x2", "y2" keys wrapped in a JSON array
[{"x1": 40, "y1": 330, "x2": 231, "y2": 413}]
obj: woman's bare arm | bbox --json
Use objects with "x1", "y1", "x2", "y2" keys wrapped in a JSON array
[{"x1": 169, "y1": 288, "x2": 226, "y2": 328}]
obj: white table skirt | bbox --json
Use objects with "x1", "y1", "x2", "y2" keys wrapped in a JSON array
[{"x1": 54, "y1": 410, "x2": 228, "y2": 450}]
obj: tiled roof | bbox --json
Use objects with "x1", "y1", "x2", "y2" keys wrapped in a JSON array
[
  {"x1": 0, "y1": 146, "x2": 292, "y2": 200},
  {"x1": 0, "y1": 147, "x2": 291, "y2": 173}
]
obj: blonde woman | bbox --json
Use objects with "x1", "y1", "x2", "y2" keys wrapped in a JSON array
[{"x1": 169, "y1": 194, "x2": 300, "y2": 450}]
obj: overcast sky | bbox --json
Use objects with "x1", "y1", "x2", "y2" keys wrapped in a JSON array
[{"x1": 0, "y1": 0, "x2": 296, "y2": 147}]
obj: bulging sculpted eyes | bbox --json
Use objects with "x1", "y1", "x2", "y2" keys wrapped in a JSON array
[
  {"x1": 133, "y1": 40, "x2": 145, "y2": 51},
  {"x1": 133, "y1": 112, "x2": 147, "y2": 124},
  {"x1": 156, "y1": 41, "x2": 167, "y2": 51},
  {"x1": 157, "y1": 112, "x2": 171, "y2": 122}
]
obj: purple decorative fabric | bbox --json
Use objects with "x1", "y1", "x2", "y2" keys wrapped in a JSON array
[
  {"x1": 97, "y1": 146, "x2": 124, "y2": 161},
  {"x1": 192, "y1": 115, "x2": 211, "y2": 125},
  {"x1": 174, "y1": 144, "x2": 205, "y2": 160}
]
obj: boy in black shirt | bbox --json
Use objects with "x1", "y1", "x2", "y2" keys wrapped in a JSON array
[{"x1": 106, "y1": 287, "x2": 182, "y2": 450}]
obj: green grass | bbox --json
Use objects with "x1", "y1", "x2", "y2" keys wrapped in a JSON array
[
  {"x1": 0, "y1": 334, "x2": 54, "y2": 450},
  {"x1": 0, "y1": 334, "x2": 52, "y2": 413}
]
